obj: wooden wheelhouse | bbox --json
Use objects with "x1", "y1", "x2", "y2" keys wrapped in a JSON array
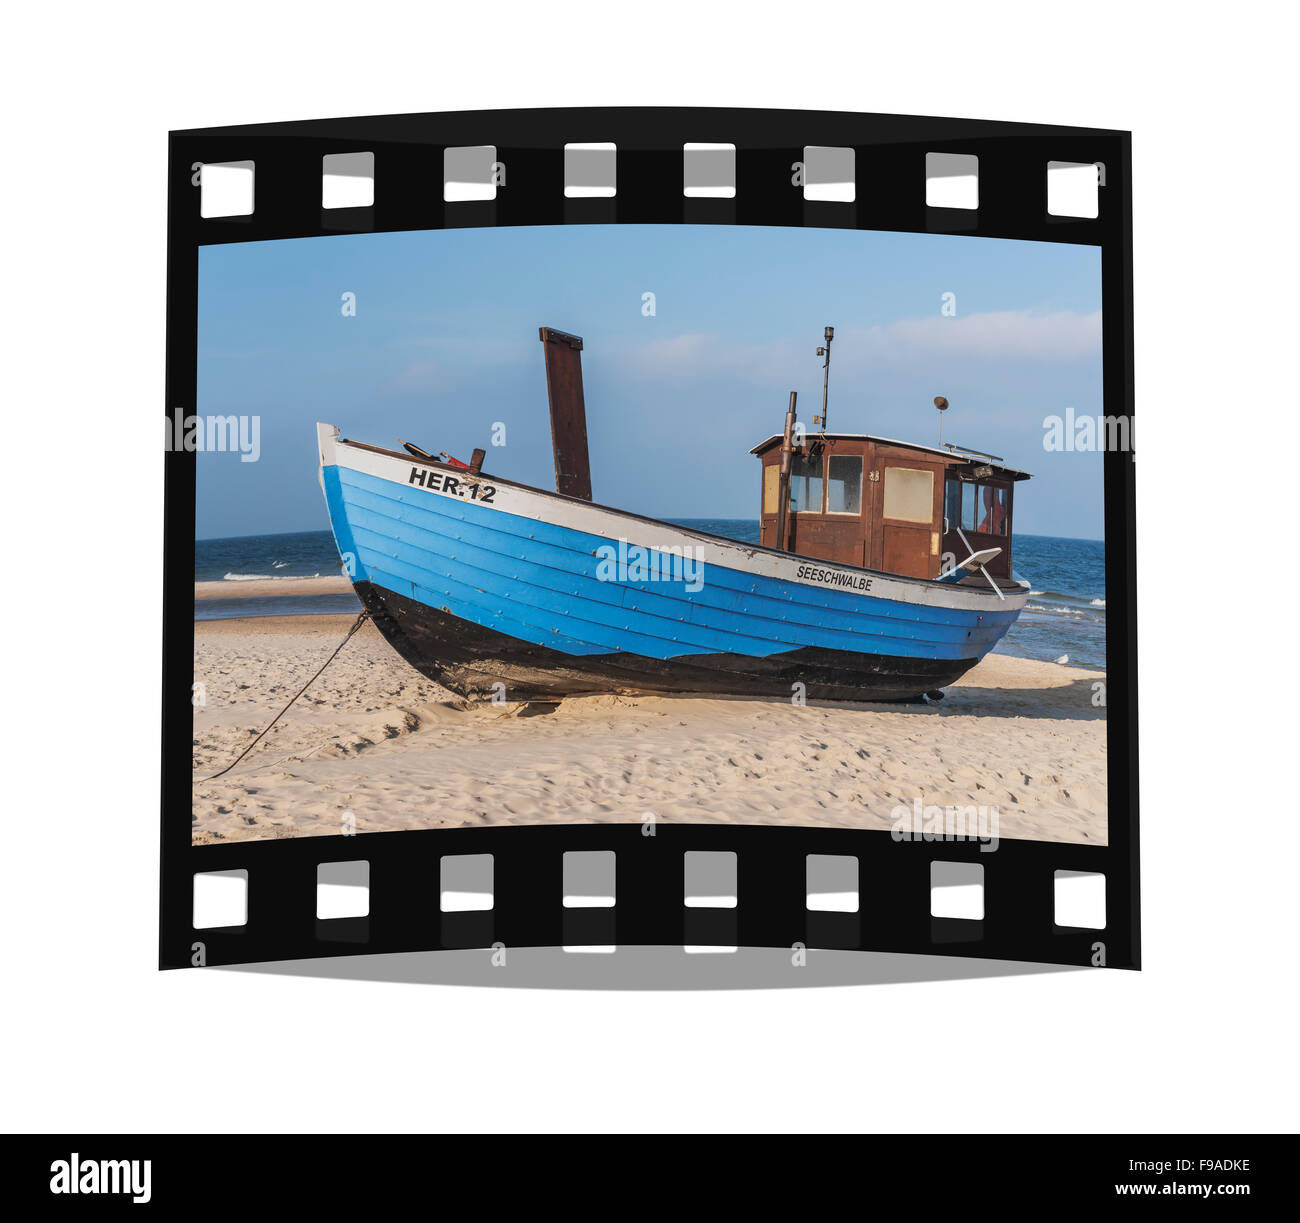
[{"x1": 750, "y1": 432, "x2": 1031, "y2": 581}]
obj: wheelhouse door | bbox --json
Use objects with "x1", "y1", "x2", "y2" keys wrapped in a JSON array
[{"x1": 870, "y1": 455, "x2": 944, "y2": 579}]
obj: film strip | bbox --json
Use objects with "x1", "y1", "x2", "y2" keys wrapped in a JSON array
[{"x1": 162, "y1": 107, "x2": 1138, "y2": 972}]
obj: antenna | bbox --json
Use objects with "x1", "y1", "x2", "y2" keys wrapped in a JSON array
[
  {"x1": 934, "y1": 395, "x2": 949, "y2": 446},
  {"x1": 814, "y1": 325, "x2": 834, "y2": 432}
]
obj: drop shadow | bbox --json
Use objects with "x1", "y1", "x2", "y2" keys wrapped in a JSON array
[
  {"x1": 927, "y1": 676, "x2": 1108, "y2": 721},
  {"x1": 633, "y1": 681, "x2": 1106, "y2": 723},
  {"x1": 220, "y1": 945, "x2": 1081, "y2": 991}
]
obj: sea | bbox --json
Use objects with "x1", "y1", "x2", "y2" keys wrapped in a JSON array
[{"x1": 195, "y1": 523, "x2": 1106, "y2": 670}]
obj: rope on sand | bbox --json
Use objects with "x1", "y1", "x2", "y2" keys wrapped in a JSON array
[{"x1": 204, "y1": 609, "x2": 371, "y2": 781}]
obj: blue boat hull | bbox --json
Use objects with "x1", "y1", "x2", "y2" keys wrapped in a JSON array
[{"x1": 316, "y1": 426, "x2": 1026, "y2": 702}]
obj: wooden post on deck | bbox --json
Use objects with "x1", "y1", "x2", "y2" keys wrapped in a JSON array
[
  {"x1": 774, "y1": 391, "x2": 797, "y2": 552},
  {"x1": 539, "y1": 327, "x2": 593, "y2": 501}
]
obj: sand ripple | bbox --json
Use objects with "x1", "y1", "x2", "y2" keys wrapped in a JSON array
[{"x1": 191, "y1": 615, "x2": 1107, "y2": 846}]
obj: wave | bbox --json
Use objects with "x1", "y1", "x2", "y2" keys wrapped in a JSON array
[
  {"x1": 221, "y1": 571, "x2": 323, "y2": 581},
  {"x1": 1027, "y1": 603, "x2": 1087, "y2": 617},
  {"x1": 1021, "y1": 586, "x2": 1107, "y2": 612}
]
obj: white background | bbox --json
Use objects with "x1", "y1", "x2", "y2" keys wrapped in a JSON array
[{"x1": 1, "y1": 1, "x2": 1294, "y2": 1133}]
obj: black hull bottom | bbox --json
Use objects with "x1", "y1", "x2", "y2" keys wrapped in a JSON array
[{"x1": 355, "y1": 581, "x2": 981, "y2": 703}]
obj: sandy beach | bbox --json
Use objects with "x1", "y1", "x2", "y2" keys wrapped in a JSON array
[
  {"x1": 195, "y1": 576, "x2": 352, "y2": 599},
  {"x1": 191, "y1": 607, "x2": 1107, "y2": 846}
]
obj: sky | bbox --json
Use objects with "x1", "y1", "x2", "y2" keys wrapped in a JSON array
[{"x1": 195, "y1": 224, "x2": 1104, "y2": 540}]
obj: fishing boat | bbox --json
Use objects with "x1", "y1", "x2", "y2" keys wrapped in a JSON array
[{"x1": 316, "y1": 326, "x2": 1030, "y2": 702}]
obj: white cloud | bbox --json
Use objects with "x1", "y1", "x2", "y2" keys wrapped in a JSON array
[
  {"x1": 621, "y1": 310, "x2": 1102, "y2": 385},
  {"x1": 386, "y1": 357, "x2": 454, "y2": 395},
  {"x1": 867, "y1": 310, "x2": 1102, "y2": 360},
  {"x1": 629, "y1": 332, "x2": 717, "y2": 367}
]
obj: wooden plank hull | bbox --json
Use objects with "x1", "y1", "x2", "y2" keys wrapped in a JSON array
[{"x1": 355, "y1": 580, "x2": 982, "y2": 702}]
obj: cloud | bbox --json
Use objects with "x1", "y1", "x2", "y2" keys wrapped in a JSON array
[
  {"x1": 386, "y1": 357, "x2": 455, "y2": 395},
  {"x1": 620, "y1": 331, "x2": 778, "y2": 383},
  {"x1": 868, "y1": 310, "x2": 1102, "y2": 361},
  {"x1": 619, "y1": 310, "x2": 1102, "y2": 385},
  {"x1": 631, "y1": 332, "x2": 718, "y2": 364}
]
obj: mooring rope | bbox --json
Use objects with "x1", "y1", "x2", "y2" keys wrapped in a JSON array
[{"x1": 204, "y1": 609, "x2": 371, "y2": 782}]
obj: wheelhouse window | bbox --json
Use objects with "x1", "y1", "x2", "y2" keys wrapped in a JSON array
[
  {"x1": 826, "y1": 455, "x2": 862, "y2": 514},
  {"x1": 977, "y1": 483, "x2": 1009, "y2": 535},
  {"x1": 789, "y1": 453, "x2": 824, "y2": 513},
  {"x1": 945, "y1": 476, "x2": 989, "y2": 533},
  {"x1": 944, "y1": 477, "x2": 963, "y2": 532},
  {"x1": 882, "y1": 467, "x2": 934, "y2": 524}
]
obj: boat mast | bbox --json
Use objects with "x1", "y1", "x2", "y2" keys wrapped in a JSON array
[
  {"x1": 814, "y1": 325, "x2": 834, "y2": 433},
  {"x1": 775, "y1": 391, "x2": 798, "y2": 552}
]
